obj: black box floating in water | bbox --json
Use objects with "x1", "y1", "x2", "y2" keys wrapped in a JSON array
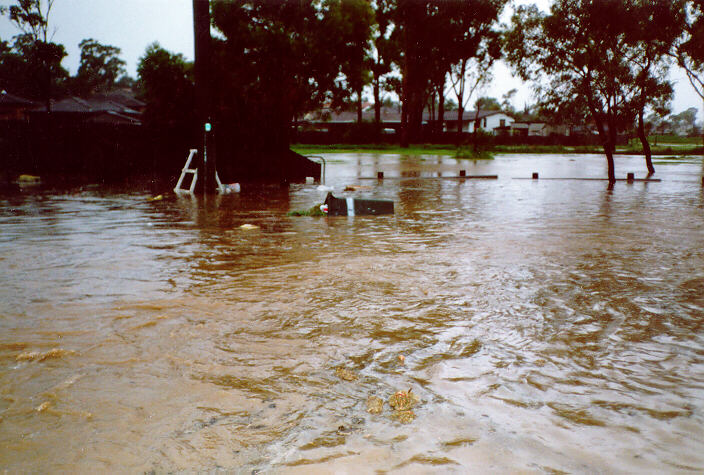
[{"x1": 324, "y1": 192, "x2": 394, "y2": 216}]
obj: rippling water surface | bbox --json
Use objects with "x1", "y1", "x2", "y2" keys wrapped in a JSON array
[{"x1": 1, "y1": 153, "x2": 703, "y2": 473}]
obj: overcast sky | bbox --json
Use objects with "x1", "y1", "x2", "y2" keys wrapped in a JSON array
[{"x1": 0, "y1": 0, "x2": 701, "y2": 117}]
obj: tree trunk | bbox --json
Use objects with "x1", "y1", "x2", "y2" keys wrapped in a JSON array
[
  {"x1": 586, "y1": 97, "x2": 616, "y2": 183},
  {"x1": 400, "y1": 92, "x2": 409, "y2": 148},
  {"x1": 400, "y1": 49, "x2": 409, "y2": 147},
  {"x1": 373, "y1": 77, "x2": 380, "y2": 126},
  {"x1": 356, "y1": 88, "x2": 362, "y2": 124},
  {"x1": 438, "y1": 89, "x2": 445, "y2": 135},
  {"x1": 456, "y1": 106, "x2": 463, "y2": 134},
  {"x1": 637, "y1": 107, "x2": 654, "y2": 175}
]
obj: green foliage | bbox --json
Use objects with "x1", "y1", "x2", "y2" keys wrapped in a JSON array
[
  {"x1": 475, "y1": 96, "x2": 501, "y2": 111},
  {"x1": 1, "y1": 0, "x2": 54, "y2": 42},
  {"x1": 676, "y1": 1, "x2": 704, "y2": 101},
  {"x1": 334, "y1": 0, "x2": 375, "y2": 118},
  {"x1": 137, "y1": 42, "x2": 195, "y2": 131},
  {"x1": 504, "y1": 0, "x2": 687, "y2": 179},
  {"x1": 0, "y1": 1, "x2": 66, "y2": 106},
  {"x1": 0, "y1": 34, "x2": 67, "y2": 104},
  {"x1": 75, "y1": 38, "x2": 126, "y2": 94},
  {"x1": 454, "y1": 147, "x2": 494, "y2": 159},
  {"x1": 288, "y1": 204, "x2": 326, "y2": 217},
  {"x1": 391, "y1": 0, "x2": 508, "y2": 140},
  {"x1": 209, "y1": 0, "x2": 382, "y2": 157}
]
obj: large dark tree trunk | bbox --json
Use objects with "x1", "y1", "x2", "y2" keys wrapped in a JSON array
[
  {"x1": 586, "y1": 85, "x2": 616, "y2": 183},
  {"x1": 590, "y1": 113, "x2": 616, "y2": 182},
  {"x1": 193, "y1": 0, "x2": 216, "y2": 194},
  {"x1": 356, "y1": 87, "x2": 363, "y2": 124},
  {"x1": 637, "y1": 107, "x2": 654, "y2": 175},
  {"x1": 595, "y1": 120, "x2": 616, "y2": 183},
  {"x1": 398, "y1": 1, "x2": 426, "y2": 146},
  {"x1": 400, "y1": 76, "x2": 409, "y2": 148},
  {"x1": 373, "y1": 77, "x2": 381, "y2": 126},
  {"x1": 438, "y1": 88, "x2": 445, "y2": 135}
]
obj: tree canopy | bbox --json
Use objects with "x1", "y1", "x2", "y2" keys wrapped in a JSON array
[
  {"x1": 1, "y1": 0, "x2": 66, "y2": 109},
  {"x1": 505, "y1": 0, "x2": 687, "y2": 181},
  {"x1": 75, "y1": 39, "x2": 126, "y2": 94},
  {"x1": 137, "y1": 42, "x2": 195, "y2": 132},
  {"x1": 390, "y1": 0, "x2": 507, "y2": 143}
]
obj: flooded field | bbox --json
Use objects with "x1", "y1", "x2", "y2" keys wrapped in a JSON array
[{"x1": 1, "y1": 153, "x2": 703, "y2": 473}]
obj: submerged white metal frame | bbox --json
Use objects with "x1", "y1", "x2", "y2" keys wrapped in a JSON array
[
  {"x1": 174, "y1": 149, "x2": 231, "y2": 195},
  {"x1": 174, "y1": 149, "x2": 199, "y2": 195}
]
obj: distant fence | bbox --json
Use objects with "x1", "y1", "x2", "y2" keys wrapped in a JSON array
[
  {"x1": 293, "y1": 127, "x2": 610, "y2": 147},
  {"x1": 0, "y1": 118, "x2": 194, "y2": 184}
]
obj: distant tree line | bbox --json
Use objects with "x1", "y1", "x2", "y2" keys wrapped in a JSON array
[
  {"x1": 1, "y1": 0, "x2": 703, "y2": 183},
  {"x1": 0, "y1": 0, "x2": 134, "y2": 104}
]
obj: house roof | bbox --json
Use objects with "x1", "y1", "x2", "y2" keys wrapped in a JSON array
[
  {"x1": 37, "y1": 95, "x2": 141, "y2": 118},
  {"x1": 85, "y1": 110, "x2": 142, "y2": 126},
  {"x1": 92, "y1": 91, "x2": 145, "y2": 109},
  {"x1": 0, "y1": 90, "x2": 35, "y2": 107}
]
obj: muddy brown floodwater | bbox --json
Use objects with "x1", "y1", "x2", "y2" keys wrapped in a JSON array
[{"x1": 1, "y1": 153, "x2": 703, "y2": 473}]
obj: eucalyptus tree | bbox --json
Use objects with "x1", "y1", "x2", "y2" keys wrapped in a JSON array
[
  {"x1": 2, "y1": 0, "x2": 55, "y2": 42},
  {"x1": 75, "y1": 39, "x2": 127, "y2": 94},
  {"x1": 1, "y1": 0, "x2": 66, "y2": 110},
  {"x1": 369, "y1": 0, "x2": 396, "y2": 127},
  {"x1": 445, "y1": 1, "x2": 504, "y2": 135},
  {"x1": 505, "y1": 0, "x2": 675, "y2": 182},
  {"x1": 626, "y1": 0, "x2": 685, "y2": 174},
  {"x1": 391, "y1": 0, "x2": 507, "y2": 145},
  {"x1": 137, "y1": 42, "x2": 195, "y2": 131},
  {"x1": 676, "y1": 0, "x2": 704, "y2": 99},
  {"x1": 334, "y1": 0, "x2": 375, "y2": 124},
  {"x1": 369, "y1": 1, "x2": 394, "y2": 125},
  {"x1": 674, "y1": 0, "x2": 704, "y2": 143},
  {"x1": 449, "y1": 52, "x2": 496, "y2": 134}
]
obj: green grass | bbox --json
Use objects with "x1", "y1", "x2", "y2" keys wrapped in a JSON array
[
  {"x1": 293, "y1": 144, "x2": 460, "y2": 156},
  {"x1": 455, "y1": 147, "x2": 494, "y2": 159},
  {"x1": 647, "y1": 135, "x2": 703, "y2": 145},
  {"x1": 293, "y1": 141, "x2": 704, "y2": 157},
  {"x1": 494, "y1": 145, "x2": 598, "y2": 154}
]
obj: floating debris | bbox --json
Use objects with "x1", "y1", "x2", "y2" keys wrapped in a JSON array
[
  {"x1": 16, "y1": 348, "x2": 76, "y2": 362},
  {"x1": 147, "y1": 194, "x2": 164, "y2": 202},
  {"x1": 335, "y1": 367, "x2": 358, "y2": 381},
  {"x1": 344, "y1": 185, "x2": 371, "y2": 192},
  {"x1": 398, "y1": 354, "x2": 406, "y2": 364},
  {"x1": 366, "y1": 396, "x2": 384, "y2": 414},
  {"x1": 391, "y1": 409, "x2": 416, "y2": 424},
  {"x1": 15, "y1": 174, "x2": 41, "y2": 186},
  {"x1": 324, "y1": 192, "x2": 394, "y2": 216},
  {"x1": 365, "y1": 389, "x2": 421, "y2": 423},
  {"x1": 35, "y1": 402, "x2": 51, "y2": 412},
  {"x1": 221, "y1": 183, "x2": 240, "y2": 194},
  {"x1": 388, "y1": 389, "x2": 420, "y2": 411},
  {"x1": 239, "y1": 224, "x2": 260, "y2": 230}
]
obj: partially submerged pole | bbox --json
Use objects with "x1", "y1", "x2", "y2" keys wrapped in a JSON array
[{"x1": 193, "y1": 0, "x2": 216, "y2": 194}]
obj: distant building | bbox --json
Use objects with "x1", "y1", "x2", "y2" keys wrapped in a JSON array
[
  {"x1": 30, "y1": 91, "x2": 144, "y2": 126},
  {"x1": 511, "y1": 121, "x2": 573, "y2": 137},
  {"x1": 443, "y1": 110, "x2": 515, "y2": 134},
  {"x1": 305, "y1": 107, "x2": 516, "y2": 135},
  {"x1": 0, "y1": 91, "x2": 36, "y2": 121}
]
